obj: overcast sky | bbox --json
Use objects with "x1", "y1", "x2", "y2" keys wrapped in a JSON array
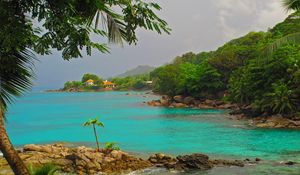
[{"x1": 34, "y1": 0, "x2": 289, "y2": 89}]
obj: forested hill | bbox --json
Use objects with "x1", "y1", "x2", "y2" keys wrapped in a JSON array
[
  {"x1": 116, "y1": 65, "x2": 155, "y2": 78},
  {"x1": 150, "y1": 12, "x2": 300, "y2": 118}
]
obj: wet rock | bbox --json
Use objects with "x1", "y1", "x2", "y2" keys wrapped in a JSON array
[
  {"x1": 173, "y1": 95, "x2": 184, "y2": 103},
  {"x1": 211, "y1": 159, "x2": 244, "y2": 167},
  {"x1": 148, "y1": 153, "x2": 176, "y2": 164},
  {"x1": 285, "y1": 161, "x2": 296, "y2": 165},
  {"x1": 166, "y1": 154, "x2": 213, "y2": 171}
]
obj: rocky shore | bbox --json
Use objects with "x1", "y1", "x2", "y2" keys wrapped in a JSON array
[
  {"x1": 147, "y1": 95, "x2": 300, "y2": 129},
  {"x1": 0, "y1": 144, "x2": 257, "y2": 175}
]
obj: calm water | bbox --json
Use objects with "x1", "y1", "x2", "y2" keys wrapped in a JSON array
[{"x1": 5, "y1": 91, "x2": 300, "y2": 174}]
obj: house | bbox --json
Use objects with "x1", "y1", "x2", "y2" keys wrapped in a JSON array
[
  {"x1": 103, "y1": 80, "x2": 116, "y2": 88},
  {"x1": 85, "y1": 79, "x2": 94, "y2": 86}
]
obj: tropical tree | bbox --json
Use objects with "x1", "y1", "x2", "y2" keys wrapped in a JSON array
[
  {"x1": 0, "y1": 0, "x2": 170, "y2": 174},
  {"x1": 83, "y1": 118, "x2": 104, "y2": 151}
]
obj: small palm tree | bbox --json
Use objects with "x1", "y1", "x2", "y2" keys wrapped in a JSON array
[{"x1": 83, "y1": 118, "x2": 104, "y2": 151}]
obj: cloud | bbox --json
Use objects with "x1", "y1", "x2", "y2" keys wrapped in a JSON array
[{"x1": 212, "y1": 0, "x2": 289, "y2": 40}]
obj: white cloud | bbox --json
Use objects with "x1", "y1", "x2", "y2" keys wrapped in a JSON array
[{"x1": 212, "y1": 0, "x2": 289, "y2": 40}]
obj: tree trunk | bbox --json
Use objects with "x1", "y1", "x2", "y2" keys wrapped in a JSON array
[
  {"x1": 93, "y1": 124, "x2": 100, "y2": 151},
  {"x1": 0, "y1": 113, "x2": 29, "y2": 175}
]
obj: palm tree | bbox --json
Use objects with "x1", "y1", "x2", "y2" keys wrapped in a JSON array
[
  {"x1": 264, "y1": 0, "x2": 300, "y2": 55},
  {"x1": 0, "y1": 1, "x2": 169, "y2": 174},
  {"x1": 0, "y1": 49, "x2": 35, "y2": 175},
  {"x1": 83, "y1": 118, "x2": 104, "y2": 151}
]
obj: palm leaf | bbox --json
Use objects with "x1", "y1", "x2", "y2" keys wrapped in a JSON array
[
  {"x1": 0, "y1": 49, "x2": 35, "y2": 114},
  {"x1": 282, "y1": 0, "x2": 300, "y2": 11},
  {"x1": 262, "y1": 32, "x2": 300, "y2": 58}
]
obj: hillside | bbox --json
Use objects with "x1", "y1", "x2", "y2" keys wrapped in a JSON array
[{"x1": 116, "y1": 65, "x2": 155, "y2": 78}]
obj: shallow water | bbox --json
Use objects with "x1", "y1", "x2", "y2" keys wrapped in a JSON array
[{"x1": 5, "y1": 91, "x2": 300, "y2": 174}]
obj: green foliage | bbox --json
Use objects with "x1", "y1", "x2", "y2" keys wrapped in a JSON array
[
  {"x1": 28, "y1": 164, "x2": 59, "y2": 175},
  {"x1": 83, "y1": 118, "x2": 104, "y2": 127},
  {"x1": 81, "y1": 74, "x2": 103, "y2": 86},
  {"x1": 112, "y1": 74, "x2": 150, "y2": 90},
  {"x1": 256, "y1": 82, "x2": 297, "y2": 114},
  {"x1": 151, "y1": 61, "x2": 224, "y2": 98},
  {"x1": 151, "y1": 12, "x2": 300, "y2": 117},
  {"x1": 83, "y1": 118, "x2": 104, "y2": 150},
  {"x1": 63, "y1": 81, "x2": 83, "y2": 90},
  {"x1": 0, "y1": 0, "x2": 170, "y2": 112},
  {"x1": 105, "y1": 142, "x2": 120, "y2": 150}
]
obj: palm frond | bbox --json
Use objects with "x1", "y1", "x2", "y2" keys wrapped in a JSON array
[
  {"x1": 0, "y1": 49, "x2": 35, "y2": 113},
  {"x1": 282, "y1": 0, "x2": 300, "y2": 11},
  {"x1": 262, "y1": 32, "x2": 300, "y2": 57}
]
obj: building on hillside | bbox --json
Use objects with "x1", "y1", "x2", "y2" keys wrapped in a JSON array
[
  {"x1": 103, "y1": 80, "x2": 116, "y2": 88},
  {"x1": 85, "y1": 79, "x2": 94, "y2": 86}
]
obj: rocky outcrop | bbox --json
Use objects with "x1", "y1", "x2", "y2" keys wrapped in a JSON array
[
  {"x1": 147, "y1": 95, "x2": 236, "y2": 110},
  {"x1": 148, "y1": 153, "x2": 176, "y2": 164},
  {"x1": 164, "y1": 154, "x2": 245, "y2": 171},
  {"x1": 165, "y1": 154, "x2": 213, "y2": 171},
  {"x1": 0, "y1": 144, "x2": 152, "y2": 175},
  {"x1": 0, "y1": 144, "x2": 257, "y2": 174},
  {"x1": 250, "y1": 115, "x2": 300, "y2": 129}
]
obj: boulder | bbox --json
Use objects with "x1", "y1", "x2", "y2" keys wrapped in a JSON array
[
  {"x1": 173, "y1": 95, "x2": 184, "y2": 103},
  {"x1": 166, "y1": 154, "x2": 213, "y2": 171},
  {"x1": 203, "y1": 99, "x2": 216, "y2": 106},
  {"x1": 183, "y1": 96, "x2": 195, "y2": 105},
  {"x1": 148, "y1": 153, "x2": 176, "y2": 164},
  {"x1": 172, "y1": 103, "x2": 187, "y2": 108},
  {"x1": 160, "y1": 99, "x2": 170, "y2": 106}
]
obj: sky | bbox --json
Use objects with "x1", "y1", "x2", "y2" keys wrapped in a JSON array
[{"x1": 34, "y1": 0, "x2": 289, "y2": 90}]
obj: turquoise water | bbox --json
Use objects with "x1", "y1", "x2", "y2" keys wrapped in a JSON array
[{"x1": 5, "y1": 91, "x2": 300, "y2": 174}]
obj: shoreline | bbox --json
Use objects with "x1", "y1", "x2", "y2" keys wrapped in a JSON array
[
  {"x1": 0, "y1": 144, "x2": 249, "y2": 175},
  {"x1": 146, "y1": 94, "x2": 300, "y2": 129},
  {"x1": 0, "y1": 144, "x2": 298, "y2": 175}
]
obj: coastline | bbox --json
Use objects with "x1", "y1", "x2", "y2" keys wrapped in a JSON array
[{"x1": 146, "y1": 94, "x2": 300, "y2": 129}]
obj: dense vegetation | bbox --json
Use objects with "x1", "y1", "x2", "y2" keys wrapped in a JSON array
[
  {"x1": 112, "y1": 73, "x2": 151, "y2": 90},
  {"x1": 63, "y1": 73, "x2": 151, "y2": 91},
  {"x1": 63, "y1": 74, "x2": 104, "y2": 91},
  {"x1": 151, "y1": 12, "x2": 300, "y2": 117}
]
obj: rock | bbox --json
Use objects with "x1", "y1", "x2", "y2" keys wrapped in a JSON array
[
  {"x1": 218, "y1": 103, "x2": 236, "y2": 109},
  {"x1": 167, "y1": 154, "x2": 213, "y2": 171},
  {"x1": 148, "y1": 153, "x2": 176, "y2": 164},
  {"x1": 212, "y1": 159, "x2": 244, "y2": 167},
  {"x1": 173, "y1": 95, "x2": 184, "y2": 103},
  {"x1": 198, "y1": 104, "x2": 213, "y2": 109},
  {"x1": 203, "y1": 99, "x2": 216, "y2": 106},
  {"x1": 172, "y1": 103, "x2": 187, "y2": 108},
  {"x1": 160, "y1": 99, "x2": 170, "y2": 106},
  {"x1": 285, "y1": 161, "x2": 296, "y2": 165},
  {"x1": 147, "y1": 100, "x2": 162, "y2": 107},
  {"x1": 255, "y1": 158, "x2": 261, "y2": 162},
  {"x1": 253, "y1": 115, "x2": 300, "y2": 129},
  {"x1": 3, "y1": 144, "x2": 153, "y2": 175},
  {"x1": 183, "y1": 96, "x2": 195, "y2": 105}
]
